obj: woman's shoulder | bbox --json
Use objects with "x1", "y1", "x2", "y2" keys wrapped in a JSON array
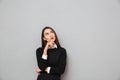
[
  {"x1": 36, "y1": 47, "x2": 43, "y2": 54},
  {"x1": 59, "y1": 47, "x2": 66, "y2": 50},
  {"x1": 58, "y1": 47, "x2": 67, "y2": 54},
  {"x1": 36, "y1": 47, "x2": 42, "y2": 50}
]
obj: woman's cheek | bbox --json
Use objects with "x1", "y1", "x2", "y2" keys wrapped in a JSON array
[
  {"x1": 51, "y1": 38, "x2": 55, "y2": 42},
  {"x1": 47, "y1": 38, "x2": 51, "y2": 41}
]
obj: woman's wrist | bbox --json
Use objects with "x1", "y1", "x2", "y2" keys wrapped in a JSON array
[{"x1": 43, "y1": 49, "x2": 47, "y2": 55}]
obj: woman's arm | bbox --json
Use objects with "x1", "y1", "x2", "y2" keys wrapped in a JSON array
[
  {"x1": 36, "y1": 42, "x2": 54, "y2": 72},
  {"x1": 36, "y1": 48, "x2": 48, "y2": 71}
]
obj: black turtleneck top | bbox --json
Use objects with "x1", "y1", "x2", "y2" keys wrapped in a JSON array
[{"x1": 36, "y1": 47, "x2": 67, "y2": 80}]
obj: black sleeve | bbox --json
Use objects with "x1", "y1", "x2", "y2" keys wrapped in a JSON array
[
  {"x1": 50, "y1": 48, "x2": 67, "y2": 75},
  {"x1": 36, "y1": 48, "x2": 47, "y2": 71}
]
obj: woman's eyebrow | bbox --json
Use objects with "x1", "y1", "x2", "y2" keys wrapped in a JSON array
[{"x1": 50, "y1": 30, "x2": 53, "y2": 32}]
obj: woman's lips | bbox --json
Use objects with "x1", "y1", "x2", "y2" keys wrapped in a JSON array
[{"x1": 51, "y1": 37, "x2": 54, "y2": 40}]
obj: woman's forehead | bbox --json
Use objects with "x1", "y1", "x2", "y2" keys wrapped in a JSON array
[{"x1": 44, "y1": 29, "x2": 52, "y2": 33}]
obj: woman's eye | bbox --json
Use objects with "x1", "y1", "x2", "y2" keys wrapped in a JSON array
[{"x1": 46, "y1": 33, "x2": 49, "y2": 35}]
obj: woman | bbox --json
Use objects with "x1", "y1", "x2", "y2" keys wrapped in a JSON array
[{"x1": 36, "y1": 26, "x2": 67, "y2": 80}]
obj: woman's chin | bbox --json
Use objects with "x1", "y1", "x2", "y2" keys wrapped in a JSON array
[
  {"x1": 50, "y1": 38, "x2": 55, "y2": 42},
  {"x1": 51, "y1": 40, "x2": 55, "y2": 42}
]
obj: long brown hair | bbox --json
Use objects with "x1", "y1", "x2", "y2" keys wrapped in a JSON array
[{"x1": 41, "y1": 26, "x2": 61, "y2": 48}]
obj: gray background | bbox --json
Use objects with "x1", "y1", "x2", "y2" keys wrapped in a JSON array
[{"x1": 0, "y1": 0, "x2": 120, "y2": 80}]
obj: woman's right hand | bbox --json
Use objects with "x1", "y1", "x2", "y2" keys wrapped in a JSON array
[
  {"x1": 43, "y1": 42, "x2": 50, "y2": 55},
  {"x1": 43, "y1": 41, "x2": 54, "y2": 55},
  {"x1": 44, "y1": 42, "x2": 50, "y2": 50}
]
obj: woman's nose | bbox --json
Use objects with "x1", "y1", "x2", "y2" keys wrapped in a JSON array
[{"x1": 49, "y1": 33, "x2": 53, "y2": 37}]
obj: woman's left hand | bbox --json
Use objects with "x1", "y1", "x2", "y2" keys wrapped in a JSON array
[{"x1": 36, "y1": 67, "x2": 41, "y2": 74}]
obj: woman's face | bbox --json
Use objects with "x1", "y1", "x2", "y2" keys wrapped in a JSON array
[{"x1": 43, "y1": 29, "x2": 56, "y2": 42}]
